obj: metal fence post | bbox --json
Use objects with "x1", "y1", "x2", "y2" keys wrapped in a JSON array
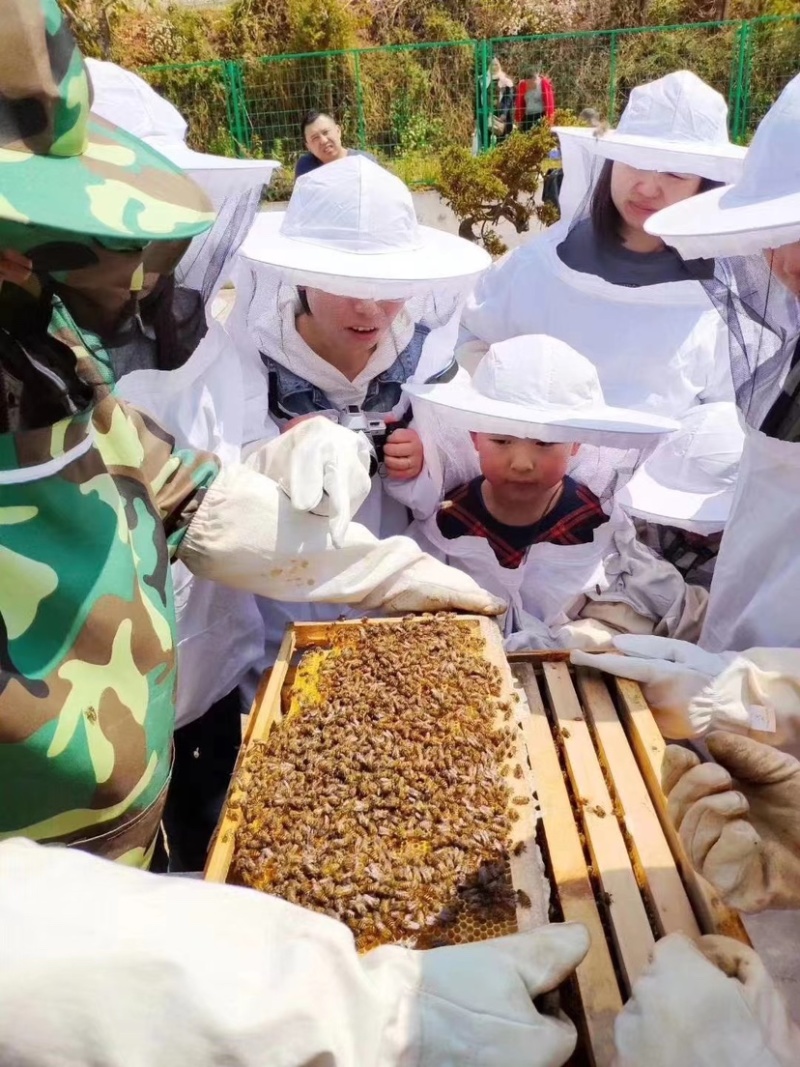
[
  {"x1": 607, "y1": 30, "x2": 618, "y2": 123},
  {"x1": 730, "y1": 20, "x2": 751, "y2": 142},
  {"x1": 223, "y1": 59, "x2": 250, "y2": 155},
  {"x1": 353, "y1": 51, "x2": 368, "y2": 150},
  {"x1": 476, "y1": 39, "x2": 490, "y2": 153}
]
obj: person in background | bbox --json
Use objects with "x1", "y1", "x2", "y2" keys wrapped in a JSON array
[
  {"x1": 295, "y1": 111, "x2": 376, "y2": 178},
  {"x1": 515, "y1": 67, "x2": 556, "y2": 131},
  {"x1": 490, "y1": 58, "x2": 515, "y2": 142}
]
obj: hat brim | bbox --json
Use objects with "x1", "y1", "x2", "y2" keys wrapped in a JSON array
[
  {"x1": 237, "y1": 210, "x2": 491, "y2": 292},
  {"x1": 645, "y1": 182, "x2": 800, "y2": 258},
  {"x1": 146, "y1": 139, "x2": 281, "y2": 182},
  {"x1": 616, "y1": 463, "x2": 733, "y2": 531},
  {"x1": 0, "y1": 115, "x2": 214, "y2": 245},
  {"x1": 553, "y1": 126, "x2": 746, "y2": 184},
  {"x1": 403, "y1": 380, "x2": 679, "y2": 448}
]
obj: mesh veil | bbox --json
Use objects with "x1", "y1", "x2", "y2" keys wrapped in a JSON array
[
  {"x1": 693, "y1": 254, "x2": 800, "y2": 433},
  {"x1": 176, "y1": 187, "x2": 263, "y2": 308}
]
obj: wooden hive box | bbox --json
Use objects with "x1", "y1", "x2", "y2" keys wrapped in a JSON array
[
  {"x1": 508, "y1": 652, "x2": 750, "y2": 1066},
  {"x1": 206, "y1": 618, "x2": 748, "y2": 1066}
]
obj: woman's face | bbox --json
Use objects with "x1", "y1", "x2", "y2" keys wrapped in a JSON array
[
  {"x1": 304, "y1": 116, "x2": 344, "y2": 164},
  {"x1": 301, "y1": 289, "x2": 406, "y2": 356},
  {"x1": 610, "y1": 162, "x2": 704, "y2": 235}
]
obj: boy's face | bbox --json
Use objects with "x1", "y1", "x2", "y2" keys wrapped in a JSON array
[{"x1": 472, "y1": 433, "x2": 578, "y2": 499}]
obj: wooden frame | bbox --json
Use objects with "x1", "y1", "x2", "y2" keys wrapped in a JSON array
[
  {"x1": 511, "y1": 654, "x2": 749, "y2": 1067},
  {"x1": 206, "y1": 628, "x2": 750, "y2": 1067}
]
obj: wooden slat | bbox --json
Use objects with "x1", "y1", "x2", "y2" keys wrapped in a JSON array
[
  {"x1": 204, "y1": 627, "x2": 296, "y2": 883},
  {"x1": 505, "y1": 649, "x2": 571, "y2": 663},
  {"x1": 575, "y1": 669, "x2": 701, "y2": 940},
  {"x1": 613, "y1": 678, "x2": 751, "y2": 945},
  {"x1": 515, "y1": 663, "x2": 622, "y2": 1067},
  {"x1": 542, "y1": 662, "x2": 655, "y2": 990}
]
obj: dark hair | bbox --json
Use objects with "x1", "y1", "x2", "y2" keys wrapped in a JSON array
[
  {"x1": 590, "y1": 159, "x2": 723, "y2": 246},
  {"x1": 300, "y1": 110, "x2": 335, "y2": 139}
]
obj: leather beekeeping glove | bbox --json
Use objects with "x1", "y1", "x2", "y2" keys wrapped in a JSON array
[
  {"x1": 0, "y1": 839, "x2": 586, "y2": 1067},
  {"x1": 246, "y1": 416, "x2": 373, "y2": 548},
  {"x1": 615, "y1": 932, "x2": 800, "y2": 1067},
  {"x1": 662, "y1": 731, "x2": 800, "y2": 912}
]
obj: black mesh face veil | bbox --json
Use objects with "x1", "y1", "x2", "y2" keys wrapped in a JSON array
[{"x1": 690, "y1": 253, "x2": 800, "y2": 437}]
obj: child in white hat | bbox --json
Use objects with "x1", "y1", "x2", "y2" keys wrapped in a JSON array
[
  {"x1": 406, "y1": 335, "x2": 709, "y2": 648},
  {"x1": 615, "y1": 402, "x2": 745, "y2": 588}
]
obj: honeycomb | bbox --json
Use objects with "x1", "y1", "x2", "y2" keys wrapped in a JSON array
[{"x1": 228, "y1": 615, "x2": 527, "y2": 951}]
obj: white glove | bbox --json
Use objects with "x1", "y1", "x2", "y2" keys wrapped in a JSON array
[
  {"x1": 0, "y1": 839, "x2": 588, "y2": 1067},
  {"x1": 362, "y1": 552, "x2": 507, "y2": 616},
  {"x1": 615, "y1": 933, "x2": 800, "y2": 1067},
  {"x1": 371, "y1": 923, "x2": 590, "y2": 1067},
  {"x1": 662, "y1": 732, "x2": 800, "y2": 912},
  {"x1": 246, "y1": 416, "x2": 373, "y2": 547},
  {"x1": 571, "y1": 635, "x2": 736, "y2": 739},
  {"x1": 181, "y1": 463, "x2": 504, "y2": 615}
]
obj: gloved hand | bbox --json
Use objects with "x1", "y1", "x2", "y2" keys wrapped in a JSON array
[
  {"x1": 571, "y1": 635, "x2": 736, "y2": 739},
  {"x1": 368, "y1": 923, "x2": 590, "y2": 1067},
  {"x1": 662, "y1": 731, "x2": 800, "y2": 912},
  {"x1": 246, "y1": 416, "x2": 373, "y2": 547},
  {"x1": 362, "y1": 552, "x2": 506, "y2": 616},
  {"x1": 615, "y1": 932, "x2": 800, "y2": 1067},
  {"x1": 0, "y1": 839, "x2": 588, "y2": 1067}
]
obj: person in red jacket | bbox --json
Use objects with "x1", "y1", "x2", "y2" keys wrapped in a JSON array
[{"x1": 515, "y1": 68, "x2": 556, "y2": 130}]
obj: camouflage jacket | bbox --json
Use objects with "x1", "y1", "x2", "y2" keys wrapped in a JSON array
[{"x1": 0, "y1": 296, "x2": 219, "y2": 865}]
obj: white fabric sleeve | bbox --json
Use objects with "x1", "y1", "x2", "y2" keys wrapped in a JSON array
[
  {"x1": 178, "y1": 463, "x2": 504, "y2": 614},
  {"x1": 691, "y1": 647, "x2": 800, "y2": 747},
  {"x1": 0, "y1": 839, "x2": 588, "y2": 1067},
  {"x1": 563, "y1": 513, "x2": 709, "y2": 644},
  {"x1": 383, "y1": 465, "x2": 442, "y2": 520}
]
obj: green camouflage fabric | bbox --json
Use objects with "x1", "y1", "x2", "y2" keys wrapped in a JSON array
[
  {"x1": 0, "y1": 0, "x2": 214, "y2": 255},
  {"x1": 0, "y1": 296, "x2": 220, "y2": 865}
]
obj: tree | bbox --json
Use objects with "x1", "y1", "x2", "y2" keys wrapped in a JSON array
[{"x1": 436, "y1": 119, "x2": 575, "y2": 256}]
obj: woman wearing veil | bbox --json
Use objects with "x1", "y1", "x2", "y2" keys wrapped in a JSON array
[{"x1": 459, "y1": 72, "x2": 745, "y2": 454}]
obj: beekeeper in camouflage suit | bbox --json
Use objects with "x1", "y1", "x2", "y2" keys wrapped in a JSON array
[{"x1": 0, "y1": 0, "x2": 503, "y2": 868}]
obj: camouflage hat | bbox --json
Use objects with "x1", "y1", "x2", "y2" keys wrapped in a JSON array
[{"x1": 0, "y1": 0, "x2": 215, "y2": 257}]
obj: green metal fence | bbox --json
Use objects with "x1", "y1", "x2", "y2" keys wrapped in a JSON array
[{"x1": 140, "y1": 14, "x2": 800, "y2": 183}]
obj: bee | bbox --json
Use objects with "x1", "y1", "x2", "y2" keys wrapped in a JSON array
[{"x1": 516, "y1": 890, "x2": 532, "y2": 909}]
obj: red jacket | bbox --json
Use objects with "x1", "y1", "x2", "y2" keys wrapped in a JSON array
[{"x1": 515, "y1": 76, "x2": 555, "y2": 125}]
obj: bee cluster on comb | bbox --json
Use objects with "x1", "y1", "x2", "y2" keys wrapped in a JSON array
[{"x1": 229, "y1": 616, "x2": 527, "y2": 951}]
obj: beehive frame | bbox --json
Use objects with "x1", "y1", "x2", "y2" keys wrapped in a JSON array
[{"x1": 206, "y1": 616, "x2": 549, "y2": 939}]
